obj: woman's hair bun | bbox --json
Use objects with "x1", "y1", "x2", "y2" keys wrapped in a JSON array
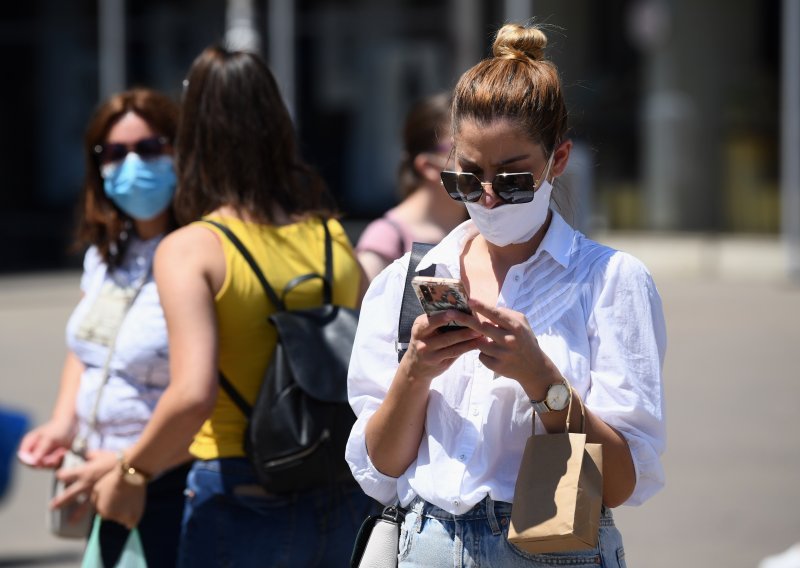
[{"x1": 492, "y1": 23, "x2": 548, "y2": 62}]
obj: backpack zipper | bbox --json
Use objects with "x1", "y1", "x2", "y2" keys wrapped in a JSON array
[{"x1": 262, "y1": 429, "x2": 331, "y2": 469}]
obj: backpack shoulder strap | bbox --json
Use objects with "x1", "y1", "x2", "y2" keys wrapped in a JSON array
[
  {"x1": 201, "y1": 219, "x2": 275, "y2": 418},
  {"x1": 202, "y1": 219, "x2": 285, "y2": 311},
  {"x1": 218, "y1": 371, "x2": 252, "y2": 417},
  {"x1": 279, "y1": 218, "x2": 334, "y2": 304},
  {"x1": 396, "y1": 242, "x2": 435, "y2": 362}
]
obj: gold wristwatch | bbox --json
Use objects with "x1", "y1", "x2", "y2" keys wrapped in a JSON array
[
  {"x1": 117, "y1": 452, "x2": 152, "y2": 487},
  {"x1": 530, "y1": 380, "x2": 571, "y2": 414}
]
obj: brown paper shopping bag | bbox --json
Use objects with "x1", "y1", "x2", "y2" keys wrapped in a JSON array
[{"x1": 508, "y1": 391, "x2": 603, "y2": 554}]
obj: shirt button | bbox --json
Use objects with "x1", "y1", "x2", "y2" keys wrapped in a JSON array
[
  {"x1": 514, "y1": 275, "x2": 520, "y2": 282},
  {"x1": 458, "y1": 454, "x2": 466, "y2": 461},
  {"x1": 454, "y1": 500, "x2": 460, "y2": 507},
  {"x1": 472, "y1": 408, "x2": 479, "y2": 416}
]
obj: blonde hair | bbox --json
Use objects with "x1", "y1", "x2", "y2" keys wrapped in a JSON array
[{"x1": 451, "y1": 23, "x2": 568, "y2": 155}]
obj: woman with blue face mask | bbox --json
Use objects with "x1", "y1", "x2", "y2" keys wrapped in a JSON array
[
  {"x1": 18, "y1": 88, "x2": 190, "y2": 568},
  {"x1": 345, "y1": 23, "x2": 667, "y2": 567},
  {"x1": 92, "y1": 46, "x2": 375, "y2": 568}
]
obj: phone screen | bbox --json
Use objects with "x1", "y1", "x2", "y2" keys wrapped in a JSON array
[{"x1": 411, "y1": 277, "x2": 471, "y2": 332}]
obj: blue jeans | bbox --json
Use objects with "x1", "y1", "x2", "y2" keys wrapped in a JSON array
[
  {"x1": 399, "y1": 496, "x2": 627, "y2": 567},
  {"x1": 177, "y1": 458, "x2": 378, "y2": 568}
]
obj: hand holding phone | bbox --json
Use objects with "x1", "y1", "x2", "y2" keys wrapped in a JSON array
[{"x1": 411, "y1": 276, "x2": 472, "y2": 332}]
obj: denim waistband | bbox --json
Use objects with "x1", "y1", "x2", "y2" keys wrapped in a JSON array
[{"x1": 408, "y1": 495, "x2": 615, "y2": 531}]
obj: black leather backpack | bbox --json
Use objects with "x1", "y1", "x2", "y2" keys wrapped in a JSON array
[{"x1": 204, "y1": 219, "x2": 358, "y2": 494}]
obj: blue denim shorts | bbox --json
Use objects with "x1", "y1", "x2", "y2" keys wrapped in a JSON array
[
  {"x1": 177, "y1": 458, "x2": 379, "y2": 568},
  {"x1": 398, "y1": 496, "x2": 627, "y2": 567}
]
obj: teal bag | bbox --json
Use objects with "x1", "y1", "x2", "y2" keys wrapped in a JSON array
[{"x1": 81, "y1": 516, "x2": 147, "y2": 568}]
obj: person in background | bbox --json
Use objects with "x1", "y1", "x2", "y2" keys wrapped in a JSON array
[
  {"x1": 346, "y1": 22, "x2": 666, "y2": 566},
  {"x1": 17, "y1": 88, "x2": 190, "y2": 568},
  {"x1": 356, "y1": 92, "x2": 467, "y2": 282},
  {"x1": 92, "y1": 45, "x2": 374, "y2": 567}
]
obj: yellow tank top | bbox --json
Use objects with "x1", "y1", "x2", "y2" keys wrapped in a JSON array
[{"x1": 189, "y1": 216, "x2": 361, "y2": 460}]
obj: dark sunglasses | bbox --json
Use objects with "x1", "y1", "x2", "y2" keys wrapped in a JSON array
[
  {"x1": 440, "y1": 152, "x2": 555, "y2": 205},
  {"x1": 440, "y1": 171, "x2": 541, "y2": 204},
  {"x1": 93, "y1": 136, "x2": 170, "y2": 165}
]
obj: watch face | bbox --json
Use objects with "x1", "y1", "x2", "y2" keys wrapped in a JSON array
[{"x1": 547, "y1": 383, "x2": 570, "y2": 411}]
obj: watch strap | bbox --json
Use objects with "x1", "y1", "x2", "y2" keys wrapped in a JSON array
[{"x1": 530, "y1": 399, "x2": 552, "y2": 414}]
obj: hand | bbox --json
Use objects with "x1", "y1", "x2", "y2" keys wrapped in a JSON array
[
  {"x1": 50, "y1": 450, "x2": 119, "y2": 523},
  {"x1": 17, "y1": 419, "x2": 75, "y2": 469},
  {"x1": 403, "y1": 308, "x2": 483, "y2": 383},
  {"x1": 467, "y1": 298, "x2": 556, "y2": 399},
  {"x1": 93, "y1": 465, "x2": 146, "y2": 530}
]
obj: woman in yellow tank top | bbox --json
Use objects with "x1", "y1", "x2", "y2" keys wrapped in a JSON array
[{"x1": 93, "y1": 45, "x2": 375, "y2": 567}]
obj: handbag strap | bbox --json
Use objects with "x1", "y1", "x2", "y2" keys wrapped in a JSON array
[
  {"x1": 202, "y1": 217, "x2": 336, "y2": 419},
  {"x1": 73, "y1": 261, "x2": 152, "y2": 455},
  {"x1": 396, "y1": 242, "x2": 435, "y2": 362}
]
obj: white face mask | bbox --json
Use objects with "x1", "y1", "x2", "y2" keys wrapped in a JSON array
[
  {"x1": 464, "y1": 154, "x2": 556, "y2": 247},
  {"x1": 466, "y1": 180, "x2": 553, "y2": 246}
]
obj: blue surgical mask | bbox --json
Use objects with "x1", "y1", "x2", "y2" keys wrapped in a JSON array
[{"x1": 102, "y1": 154, "x2": 176, "y2": 220}]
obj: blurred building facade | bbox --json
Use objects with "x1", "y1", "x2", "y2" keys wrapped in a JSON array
[{"x1": 0, "y1": 0, "x2": 788, "y2": 272}]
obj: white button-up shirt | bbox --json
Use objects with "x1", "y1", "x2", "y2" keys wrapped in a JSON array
[{"x1": 345, "y1": 212, "x2": 667, "y2": 514}]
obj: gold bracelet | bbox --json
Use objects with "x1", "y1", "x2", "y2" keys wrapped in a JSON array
[{"x1": 117, "y1": 451, "x2": 152, "y2": 486}]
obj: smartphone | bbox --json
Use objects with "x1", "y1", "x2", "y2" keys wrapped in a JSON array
[{"x1": 411, "y1": 276, "x2": 472, "y2": 332}]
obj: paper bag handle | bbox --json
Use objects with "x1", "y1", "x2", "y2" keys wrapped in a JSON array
[
  {"x1": 531, "y1": 379, "x2": 588, "y2": 435},
  {"x1": 563, "y1": 383, "x2": 587, "y2": 435}
]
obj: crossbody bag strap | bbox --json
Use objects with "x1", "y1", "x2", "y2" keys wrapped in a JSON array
[
  {"x1": 321, "y1": 217, "x2": 334, "y2": 304},
  {"x1": 73, "y1": 261, "x2": 152, "y2": 455},
  {"x1": 396, "y1": 242, "x2": 435, "y2": 362}
]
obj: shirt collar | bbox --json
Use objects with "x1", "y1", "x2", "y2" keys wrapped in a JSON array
[
  {"x1": 415, "y1": 209, "x2": 576, "y2": 276},
  {"x1": 535, "y1": 210, "x2": 574, "y2": 268}
]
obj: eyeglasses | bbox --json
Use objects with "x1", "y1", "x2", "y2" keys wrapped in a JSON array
[
  {"x1": 93, "y1": 136, "x2": 170, "y2": 165},
  {"x1": 440, "y1": 152, "x2": 555, "y2": 204}
]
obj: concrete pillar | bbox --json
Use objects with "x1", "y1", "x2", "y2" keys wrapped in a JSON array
[
  {"x1": 781, "y1": 0, "x2": 800, "y2": 282},
  {"x1": 98, "y1": 0, "x2": 126, "y2": 100},
  {"x1": 449, "y1": 0, "x2": 482, "y2": 79},
  {"x1": 267, "y1": 0, "x2": 296, "y2": 119},
  {"x1": 504, "y1": 0, "x2": 533, "y2": 23},
  {"x1": 225, "y1": 0, "x2": 261, "y2": 53}
]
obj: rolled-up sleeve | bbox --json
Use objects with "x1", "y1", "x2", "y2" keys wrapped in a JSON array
[
  {"x1": 585, "y1": 252, "x2": 667, "y2": 506},
  {"x1": 346, "y1": 256, "x2": 410, "y2": 505}
]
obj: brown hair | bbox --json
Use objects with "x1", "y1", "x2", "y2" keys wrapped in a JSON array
[
  {"x1": 173, "y1": 45, "x2": 336, "y2": 225},
  {"x1": 397, "y1": 92, "x2": 452, "y2": 198},
  {"x1": 451, "y1": 23, "x2": 568, "y2": 156},
  {"x1": 75, "y1": 88, "x2": 179, "y2": 266}
]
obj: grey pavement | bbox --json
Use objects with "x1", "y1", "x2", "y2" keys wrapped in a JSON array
[{"x1": 1, "y1": 232, "x2": 799, "y2": 567}]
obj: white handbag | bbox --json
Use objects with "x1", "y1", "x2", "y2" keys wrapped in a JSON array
[
  {"x1": 350, "y1": 506, "x2": 404, "y2": 568},
  {"x1": 48, "y1": 449, "x2": 92, "y2": 538}
]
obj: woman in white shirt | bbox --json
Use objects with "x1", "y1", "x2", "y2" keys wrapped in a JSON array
[
  {"x1": 17, "y1": 89, "x2": 190, "y2": 568},
  {"x1": 346, "y1": 23, "x2": 666, "y2": 567}
]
